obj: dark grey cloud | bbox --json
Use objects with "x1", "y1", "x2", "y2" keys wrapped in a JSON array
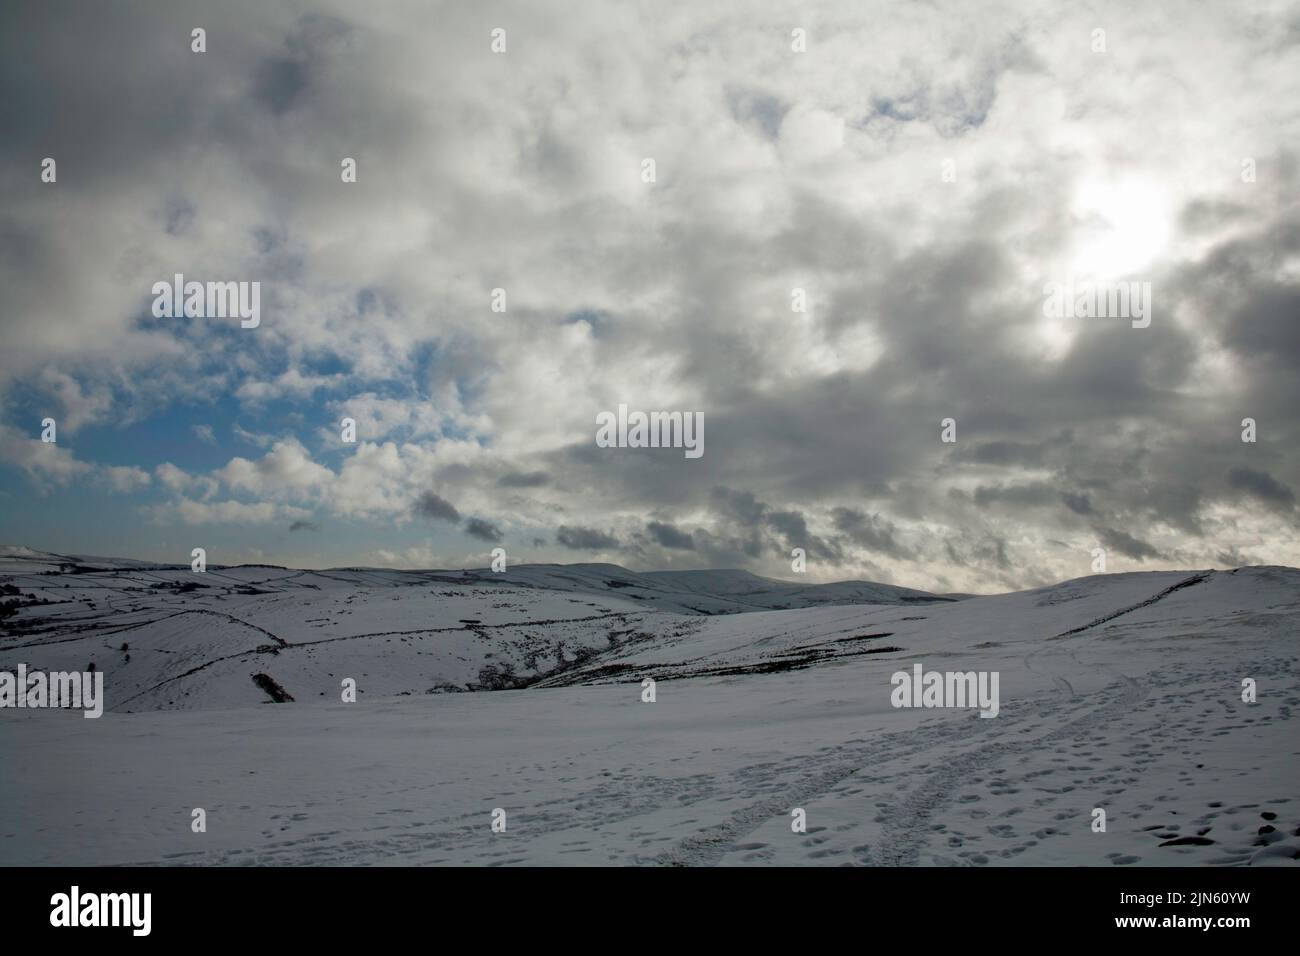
[
  {"x1": 414, "y1": 492, "x2": 460, "y2": 523},
  {"x1": 943, "y1": 531, "x2": 1013, "y2": 576},
  {"x1": 972, "y1": 483, "x2": 1059, "y2": 509},
  {"x1": 1179, "y1": 198, "x2": 1249, "y2": 235},
  {"x1": 1061, "y1": 492, "x2": 1093, "y2": 516},
  {"x1": 962, "y1": 440, "x2": 1048, "y2": 468},
  {"x1": 646, "y1": 521, "x2": 695, "y2": 550},
  {"x1": 253, "y1": 14, "x2": 354, "y2": 116},
  {"x1": 711, "y1": 487, "x2": 768, "y2": 528},
  {"x1": 1098, "y1": 527, "x2": 1161, "y2": 562},
  {"x1": 1227, "y1": 467, "x2": 1296, "y2": 509},
  {"x1": 498, "y1": 471, "x2": 550, "y2": 488},
  {"x1": 765, "y1": 510, "x2": 809, "y2": 544},
  {"x1": 1224, "y1": 284, "x2": 1300, "y2": 363},
  {"x1": 555, "y1": 526, "x2": 620, "y2": 551},
  {"x1": 464, "y1": 517, "x2": 503, "y2": 542},
  {"x1": 831, "y1": 508, "x2": 913, "y2": 560}
]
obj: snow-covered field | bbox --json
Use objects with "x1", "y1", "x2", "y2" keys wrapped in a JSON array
[{"x1": 1, "y1": 548, "x2": 1297, "y2": 866}]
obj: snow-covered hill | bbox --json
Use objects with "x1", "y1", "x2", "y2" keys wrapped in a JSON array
[
  {"x1": 1, "y1": 550, "x2": 1297, "y2": 867},
  {"x1": 0, "y1": 550, "x2": 956, "y2": 710},
  {"x1": 461, "y1": 562, "x2": 956, "y2": 613}
]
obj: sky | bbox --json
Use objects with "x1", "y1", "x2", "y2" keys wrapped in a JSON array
[{"x1": 1, "y1": 0, "x2": 1298, "y2": 594}]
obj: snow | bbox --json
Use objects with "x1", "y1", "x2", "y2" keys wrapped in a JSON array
[{"x1": 1, "y1": 550, "x2": 1297, "y2": 866}]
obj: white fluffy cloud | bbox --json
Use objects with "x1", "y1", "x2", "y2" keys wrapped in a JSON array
[{"x1": 216, "y1": 440, "x2": 334, "y2": 500}]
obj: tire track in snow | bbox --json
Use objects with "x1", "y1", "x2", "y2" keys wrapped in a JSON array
[
  {"x1": 646, "y1": 697, "x2": 1033, "y2": 867},
  {"x1": 653, "y1": 584, "x2": 1167, "y2": 867},
  {"x1": 865, "y1": 670, "x2": 1144, "y2": 866},
  {"x1": 861, "y1": 572, "x2": 1211, "y2": 865}
]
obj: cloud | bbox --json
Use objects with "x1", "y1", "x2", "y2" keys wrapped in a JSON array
[
  {"x1": 778, "y1": 105, "x2": 845, "y2": 164},
  {"x1": 831, "y1": 508, "x2": 913, "y2": 560},
  {"x1": 235, "y1": 368, "x2": 346, "y2": 404},
  {"x1": 101, "y1": 465, "x2": 152, "y2": 493},
  {"x1": 972, "y1": 483, "x2": 1059, "y2": 509},
  {"x1": 464, "y1": 517, "x2": 502, "y2": 542},
  {"x1": 646, "y1": 520, "x2": 695, "y2": 550},
  {"x1": 0, "y1": 424, "x2": 93, "y2": 491},
  {"x1": 1, "y1": 1, "x2": 1298, "y2": 588},
  {"x1": 38, "y1": 370, "x2": 113, "y2": 434},
  {"x1": 217, "y1": 440, "x2": 333, "y2": 499},
  {"x1": 233, "y1": 424, "x2": 277, "y2": 449},
  {"x1": 1061, "y1": 492, "x2": 1093, "y2": 516},
  {"x1": 1227, "y1": 467, "x2": 1296, "y2": 509},
  {"x1": 498, "y1": 470, "x2": 550, "y2": 488},
  {"x1": 154, "y1": 462, "x2": 217, "y2": 498},
  {"x1": 330, "y1": 392, "x2": 445, "y2": 442},
  {"x1": 765, "y1": 509, "x2": 810, "y2": 544},
  {"x1": 711, "y1": 487, "x2": 768, "y2": 529},
  {"x1": 147, "y1": 499, "x2": 311, "y2": 526},
  {"x1": 555, "y1": 525, "x2": 620, "y2": 551},
  {"x1": 1098, "y1": 527, "x2": 1161, "y2": 562},
  {"x1": 413, "y1": 491, "x2": 460, "y2": 523}
]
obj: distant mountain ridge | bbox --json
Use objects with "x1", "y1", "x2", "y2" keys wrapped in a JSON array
[
  {"x1": 0, "y1": 547, "x2": 959, "y2": 615},
  {"x1": 443, "y1": 562, "x2": 960, "y2": 614}
]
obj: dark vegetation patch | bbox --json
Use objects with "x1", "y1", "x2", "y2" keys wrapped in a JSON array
[
  {"x1": 683, "y1": 646, "x2": 904, "y2": 679},
  {"x1": 251, "y1": 672, "x2": 294, "y2": 702},
  {"x1": 830, "y1": 632, "x2": 894, "y2": 644}
]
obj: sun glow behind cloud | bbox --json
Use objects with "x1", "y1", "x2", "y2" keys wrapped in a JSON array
[{"x1": 1069, "y1": 176, "x2": 1174, "y2": 282}]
